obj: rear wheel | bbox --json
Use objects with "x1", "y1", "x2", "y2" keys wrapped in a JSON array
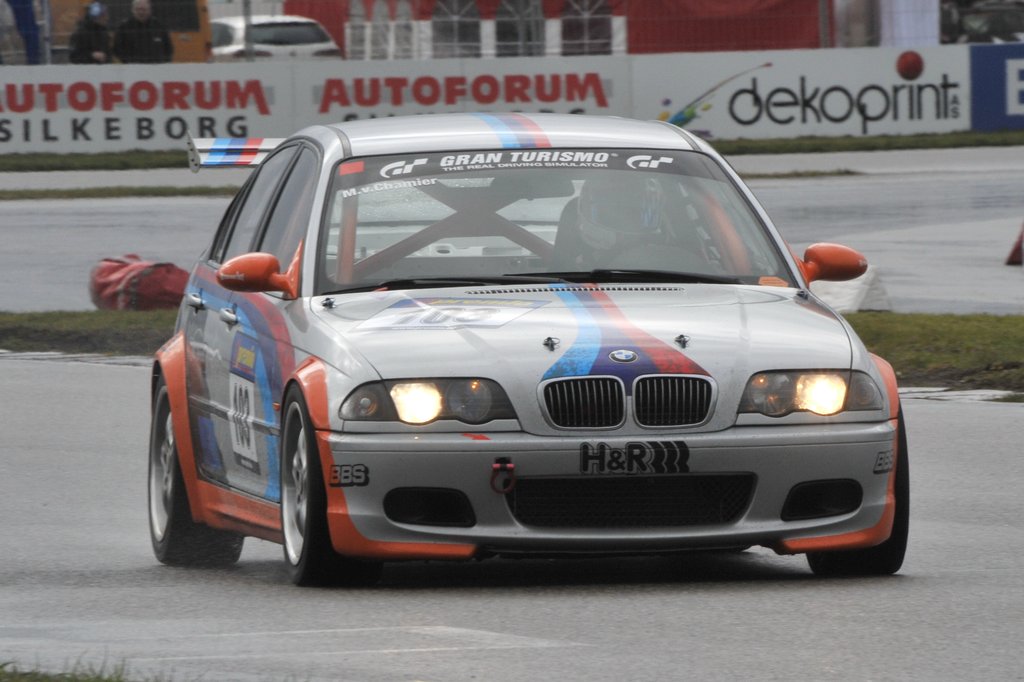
[
  {"x1": 807, "y1": 408, "x2": 909, "y2": 577},
  {"x1": 280, "y1": 385, "x2": 382, "y2": 587},
  {"x1": 149, "y1": 377, "x2": 244, "y2": 567}
]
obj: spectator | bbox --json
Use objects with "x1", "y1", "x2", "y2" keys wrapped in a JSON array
[
  {"x1": 113, "y1": 0, "x2": 173, "y2": 63},
  {"x1": 69, "y1": 1, "x2": 111, "y2": 64},
  {"x1": 6, "y1": 0, "x2": 41, "y2": 64}
]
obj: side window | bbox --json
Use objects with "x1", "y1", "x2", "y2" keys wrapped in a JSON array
[
  {"x1": 257, "y1": 147, "x2": 319, "y2": 268},
  {"x1": 221, "y1": 147, "x2": 299, "y2": 262},
  {"x1": 211, "y1": 23, "x2": 233, "y2": 48},
  {"x1": 208, "y1": 186, "x2": 249, "y2": 262}
]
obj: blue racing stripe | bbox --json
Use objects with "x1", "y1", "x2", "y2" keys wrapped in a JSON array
[
  {"x1": 543, "y1": 288, "x2": 601, "y2": 379},
  {"x1": 472, "y1": 113, "x2": 525, "y2": 149},
  {"x1": 233, "y1": 306, "x2": 281, "y2": 502}
]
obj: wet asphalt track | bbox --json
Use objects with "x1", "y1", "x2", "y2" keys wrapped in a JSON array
[{"x1": 0, "y1": 354, "x2": 1022, "y2": 681}]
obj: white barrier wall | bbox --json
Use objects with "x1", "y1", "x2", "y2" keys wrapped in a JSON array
[{"x1": 0, "y1": 46, "x2": 975, "y2": 153}]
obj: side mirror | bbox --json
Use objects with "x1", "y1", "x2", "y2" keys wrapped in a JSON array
[
  {"x1": 217, "y1": 252, "x2": 298, "y2": 298},
  {"x1": 799, "y1": 243, "x2": 868, "y2": 283}
]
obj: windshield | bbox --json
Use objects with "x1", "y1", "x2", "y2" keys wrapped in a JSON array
[
  {"x1": 250, "y1": 22, "x2": 331, "y2": 45},
  {"x1": 317, "y1": 148, "x2": 793, "y2": 294},
  {"x1": 962, "y1": 11, "x2": 1024, "y2": 38}
]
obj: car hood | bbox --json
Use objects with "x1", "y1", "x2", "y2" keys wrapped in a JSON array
[{"x1": 312, "y1": 284, "x2": 854, "y2": 391}]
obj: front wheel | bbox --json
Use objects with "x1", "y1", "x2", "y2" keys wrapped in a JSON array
[
  {"x1": 807, "y1": 408, "x2": 909, "y2": 577},
  {"x1": 280, "y1": 385, "x2": 382, "y2": 587},
  {"x1": 149, "y1": 377, "x2": 244, "y2": 567}
]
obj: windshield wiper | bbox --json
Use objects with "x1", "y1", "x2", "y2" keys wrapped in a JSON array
[
  {"x1": 520, "y1": 269, "x2": 742, "y2": 285},
  {"x1": 324, "y1": 274, "x2": 570, "y2": 294}
]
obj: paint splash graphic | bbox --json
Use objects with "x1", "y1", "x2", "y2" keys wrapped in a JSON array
[{"x1": 658, "y1": 62, "x2": 773, "y2": 137}]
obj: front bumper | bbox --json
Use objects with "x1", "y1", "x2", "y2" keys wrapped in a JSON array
[{"x1": 318, "y1": 420, "x2": 898, "y2": 559}]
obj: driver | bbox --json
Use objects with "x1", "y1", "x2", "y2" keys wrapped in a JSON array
[{"x1": 571, "y1": 173, "x2": 709, "y2": 271}]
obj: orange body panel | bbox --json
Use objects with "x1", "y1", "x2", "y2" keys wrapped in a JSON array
[
  {"x1": 194, "y1": 480, "x2": 283, "y2": 543},
  {"x1": 294, "y1": 359, "x2": 478, "y2": 561},
  {"x1": 155, "y1": 332, "x2": 205, "y2": 521},
  {"x1": 775, "y1": 422, "x2": 898, "y2": 554},
  {"x1": 774, "y1": 354, "x2": 902, "y2": 554},
  {"x1": 156, "y1": 330, "x2": 283, "y2": 541}
]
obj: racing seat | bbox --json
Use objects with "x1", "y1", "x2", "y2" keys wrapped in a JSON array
[{"x1": 549, "y1": 197, "x2": 591, "y2": 270}]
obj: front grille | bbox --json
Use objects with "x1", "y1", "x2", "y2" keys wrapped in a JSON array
[
  {"x1": 507, "y1": 474, "x2": 755, "y2": 528},
  {"x1": 634, "y1": 377, "x2": 713, "y2": 426},
  {"x1": 544, "y1": 378, "x2": 624, "y2": 428}
]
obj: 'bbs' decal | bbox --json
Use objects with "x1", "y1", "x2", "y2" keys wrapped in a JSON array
[
  {"x1": 580, "y1": 441, "x2": 689, "y2": 475},
  {"x1": 329, "y1": 464, "x2": 369, "y2": 487}
]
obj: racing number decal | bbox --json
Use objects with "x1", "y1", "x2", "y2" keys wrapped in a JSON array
[
  {"x1": 358, "y1": 298, "x2": 547, "y2": 331},
  {"x1": 395, "y1": 306, "x2": 499, "y2": 327},
  {"x1": 228, "y1": 375, "x2": 259, "y2": 472},
  {"x1": 229, "y1": 334, "x2": 262, "y2": 474}
]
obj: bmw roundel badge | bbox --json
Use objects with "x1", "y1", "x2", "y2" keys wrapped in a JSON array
[{"x1": 609, "y1": 349, "x2": 638, "y2": 363}]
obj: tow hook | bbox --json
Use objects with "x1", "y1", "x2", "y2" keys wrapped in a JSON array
[{"x1": 490, "y1": 457, "x2": 516, "y2": 494}]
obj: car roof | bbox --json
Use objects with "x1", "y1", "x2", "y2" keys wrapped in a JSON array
[
  {"x1": 213, "y1": 15, "x2": 326, "y2": 27},
  {"x1": 296, "y1": 113, "x2": 702, "y2": 159}
]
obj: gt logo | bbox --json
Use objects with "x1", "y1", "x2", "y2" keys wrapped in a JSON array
[
  {"x1": 329, "y1": 464, "x2": 369, "y2": 487},
  {"x1": 380, "y1": 158, "x2": 428, "y2": 178},
  {"x1": 580, "y1": 441, "x2": 689, "y2": 475},
  {"x1": 626, "y1": 155, "x2": 673, "y2": 170}
]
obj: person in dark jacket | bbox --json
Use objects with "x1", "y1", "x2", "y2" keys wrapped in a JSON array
[
  {"x1": 68, "y1": 1, "x2": 111, "y2": 64},
  {"x1": 113, "y1": 0, "x2": 173, "y2": 63}
]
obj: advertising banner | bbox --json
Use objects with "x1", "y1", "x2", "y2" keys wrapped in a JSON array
[
  {"x1": 970, "y1": 43, "x2": 1024, "y2": 132},
  {"x1": 0, "y1": 46, "x2": 976, "y2": 153},
  {"x1": 634, "y1": 46, "x2": 971, "y2": 139},
  {"x1": 0, "y1": 57, "x2": 628, "y2": 153}
]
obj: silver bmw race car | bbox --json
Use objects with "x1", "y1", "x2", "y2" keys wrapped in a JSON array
[{"x1": 148, "y1": 113, "x2": 908, "y2": 586}]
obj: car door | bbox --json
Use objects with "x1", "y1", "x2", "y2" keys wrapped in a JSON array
[
  {"x1": 189, "y1": 145, "x2": 300, "y2": 498},
  {"x1": 183, "y1": 181, "x2": 249, "y2": 489},
  {"x1": 225, "y1": 145, "x2": 321, "y2": 502}
]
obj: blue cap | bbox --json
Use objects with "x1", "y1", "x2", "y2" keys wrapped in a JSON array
[{"x1": 87, "y1": 1, "x2": 106, "y2": 17}]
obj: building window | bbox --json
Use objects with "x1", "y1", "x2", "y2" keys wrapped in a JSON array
[
  {"x1": 393, "y1": 1, "x2": 414, "y2": 59},
  {"x1": 562, "y1": 0, "x2": 611, "y2": 56},
  {"x1": 369, "y1": 0, "x2": 390, "y2": 60},
  {"x1": 346, "y1": 0, "x2": 368, "y2": 59},
  {"x1": 433, "y1": 0, "x2": 481, "y2": 58},
  {"x1": 496, "y1": 0, "x2": 545, "y2": 56}
]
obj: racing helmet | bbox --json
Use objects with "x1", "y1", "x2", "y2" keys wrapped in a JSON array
[{"x1": 576, "y1": 173, "x2": 669, "y2": 252}]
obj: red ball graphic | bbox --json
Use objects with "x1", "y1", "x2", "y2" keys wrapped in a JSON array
[{"x1": 896, "y1": 51, "x2": 924, "y2": 80}]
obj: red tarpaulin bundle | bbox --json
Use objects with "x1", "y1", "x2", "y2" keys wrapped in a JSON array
[{"x1": 89, "y1": 254, "x2": 189, "y2": 311}]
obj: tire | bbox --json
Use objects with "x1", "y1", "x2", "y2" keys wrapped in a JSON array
[
  {"x1": 807, "y1": 408, "x2": 910, "y2": 577},
  {"x1": 280, "y1": 385, "x2": 382, "y2": 587},
  {"x1": 149, "y1": 377, "x2": 244, "y2": 567}
]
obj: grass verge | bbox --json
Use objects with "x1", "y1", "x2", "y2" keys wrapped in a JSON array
[
  {"x1": 0, "y1": 309, "x2": 177, "y2": 356},
  {"x1": 0, "y1": 662, "x2": 136, "y2": 682},
  {"x1": 1, "y1": 130, "x2": 1023, "y2": 174},
  {"x1": 1, "y1": 310, "x2": 1022, "y2": 393},
  {"x1": 0, "y1": 186, "x2": 241, "y2": 201},
  {"x1": 845, "y1": 312, "x2": 1024, "y2": 391}
]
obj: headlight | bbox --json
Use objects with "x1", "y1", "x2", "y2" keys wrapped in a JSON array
[
  {"x1": 795, "y1": 374, "x2": 847, "y2": 415},
  {"x1": 445, "y1": 379, "x2": 494, "y2": 424},
  {"x1": 340, "y1": 379, "x2": 515, "y2": 425},
  {"x1": 739, "y1": 371, "x2": 883, "y2": 417},
  {"x1": 390, "y1": 382, "x2": 444, "y2": 424},
  {"x1": 338, "y1": 383, "x2": 395, "y2": 420}
]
